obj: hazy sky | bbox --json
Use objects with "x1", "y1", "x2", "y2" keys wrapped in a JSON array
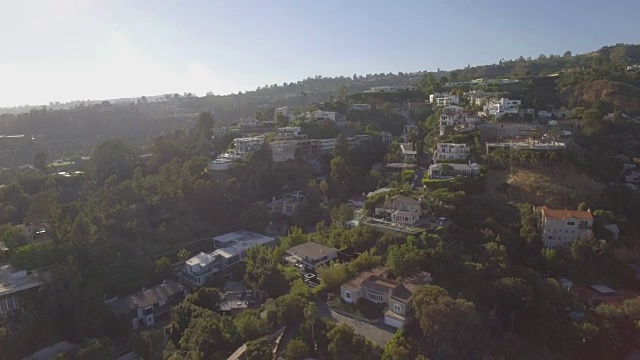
[{"x1": 1, "y1": 0, "x2": 639, "y2": 107}]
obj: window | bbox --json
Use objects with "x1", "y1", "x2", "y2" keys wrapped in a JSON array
[
  {"x1": 567, "y1": 221, "x2": 575, "y2": 225},
  {"x1": 345, "y1": 292, "x2": 351, "y2": 299},
  {"x1": 393, "y1": 303, "x2": 402, "y2": 314},
  {"x1": 368, "y1": 291, "x2": 384, "y2": 303}
]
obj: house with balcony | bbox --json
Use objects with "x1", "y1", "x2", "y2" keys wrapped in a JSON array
[
  {"x1": 284, "y1": 242, "x2": 339, "y2": 270},
  {"x1": 433, "y1": 143, "x2": 470, "y2": 162},
  {"x1": 340, "y1": 267, "x2": 432, "y2": 328},
  {"x1": 0, "y1": 264, "x2": 42, "y2": 317},
  {"x1": 483, "y1": 98, "x2": 521, "y2": 118},
  {"x1": 429, "y1": 93, "x2": 460, "y2": 106},
  {"x1": 427, "y1": 163, "x2": 481, "y2": 179},
  {"x1": 233, "y1": 137, "x2": 266, "y2": 158},
  {"x1": 539, "y1": 207, "x2": 593, "y2": 248},
  {"x1": 265, "y1": 191, "x2": 304, "y2": 216},
  {"x1": 182, "y1": 231, "x2": 275, "y2": 287},
  {"x1": 277, "y1": 127, "x2": 304, "y2": 139},
  {"x1": 374, "y1": 195, "x2": 422, "y2": 225},
  {"x1": 106, "y1": 279, "x2": 186, "y2": 330}
]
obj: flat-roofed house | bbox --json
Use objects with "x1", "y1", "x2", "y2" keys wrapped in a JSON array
[{"x1": 284, "y1": 242, "x2": 339, "y2": 270}]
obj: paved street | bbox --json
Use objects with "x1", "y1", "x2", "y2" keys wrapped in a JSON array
[{"x1": 318, "y1": 302, "x2": 395, "y2": 347}]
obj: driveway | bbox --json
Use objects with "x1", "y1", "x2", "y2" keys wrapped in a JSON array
[{"x1": 318, "y1": 302, "x2": 395, "y2": 347}]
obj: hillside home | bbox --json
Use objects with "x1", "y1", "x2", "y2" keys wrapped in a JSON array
[
  {"x1": 483, "y1": 98, "x2": 521, "y2": 118},
  {"x1": 265, "y1": 191, "x2": 304, "y2": 216},
  {"x1": 427, "y1": 163, "x2": 481, "y2": 179},
  {"x1": 537, "y1": 110, "x2": 553, "y2": 119},
  {"x1": 275, "y1": 106, "x2": 294, "y2": 120},
  {"x1": 429, "y1": 93, "x2": 460, "y2": 106},
  {"x1": 340, "y1": 267, "x2": 432, "y2": 328},
  {"x1": 0, "y1": 264, "x2": 41, "y2": 317},
  {"x1": 624, "y1": 168, "x2": 640, "y2": 190},
  {"x1": 182, "y1": 231, "x2": 275, "y2": 287},
  {"x1": 106, "y1": 279, "x2": 186, "y2": 330},
  {"x1": 380, "y1": 131, "x2": 393, "y2": 145},
  {"x1": 277, "y1": 127, "x2": 303, "y2": 139},
  {"x1": 366, "y1": 86, "x2": 416, "y2": 93},
  {"x1": 350, "y1": 104, "x2": 372, "y2": 111},
  {"x1": 269, "y1": 140, "x2": 298, "y2": 162},
  {"x1": 400, "y1": 143, "x2": 417, "y2": 163},
  {"x1": 539, "y1": 207, "x2": 593, "y2": 248},
  {"x1": 284, "y1": 242, "x2": 339, "y2": 270},
  {"x1": 375, "y1": 195, "x2": 422, "y2": 225},
  {"x1": 434, "y1": 143, "x2": 470, "y2": 162}
]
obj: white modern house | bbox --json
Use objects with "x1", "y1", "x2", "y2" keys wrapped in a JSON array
[
  {"x1": 429, "y1": 93, "x2": 460, "y2": 106},
  {"x1": 375, "y1": 195, "x2": 422, "y2": 225},
  {"x1": 380, "y1": 131, "x2": 393, "y2": 145},
  {"x1": 427, "y1": 163, "x2": 481, "y2": 179},
  {"x1": 340, "y1": 267, "x2": 432, "y2": 328},
  {"x1": 483, "y1": 98, "x2": 521, "y2": 118},
  {"x1": 434, "y1": 143, "x2": 470, "y2": 162},
  {"x1": 277, "y1": 127, "x2": 303, "y2": 139},
  {"x1": 106, "y1": 279, "x2": 186, "y2": 330},
  {"x1": 539, "y1": 207, "x2": 593, "y2": 248},
  {"x1": 350, "y1": 104, "x2": 372, "y2": 111},
  {"x1": 182, "y1": 231, "x2": 275, "y2": 287},
  {"x1": 233, "y1": 137, "x2": 266, "y2": 158}
]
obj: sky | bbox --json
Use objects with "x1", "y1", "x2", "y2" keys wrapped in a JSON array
[{"x1": 1, "y1": 0, "x2": 639, "y2": 107}]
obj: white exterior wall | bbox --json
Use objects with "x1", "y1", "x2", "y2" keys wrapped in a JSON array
[
  {"x1": 435, "y1": 143, "x2": 470, "y2": 161},
  {"x1": 381, "y1": 132, "x2": 393, "y2": 145},
  {"x1": 542, "y1": 215, "x2": 593, "y2": 248}
]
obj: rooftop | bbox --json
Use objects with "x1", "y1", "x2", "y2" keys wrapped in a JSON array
[
  {"x1": 285, "y1": 242, "x2": 338, "y2": 261},
  {"x1": 107, "y1": 279, "x2": 185, "y2": 315},
  {"x1": 0, "y1": 264, "x2": 41, "y2": 298},
  {"x1": 186, "y1": 252, "x2": 219, "y2": 267},
  {"x1": 385, "y1": 163, "x2": 415, "y2": 169},
  {"x1": 540, "y1": 207, "x2": 593, "y2": 221},
  {"x1": 213, "y1": 230, "x2": 275, "y2": 246}
]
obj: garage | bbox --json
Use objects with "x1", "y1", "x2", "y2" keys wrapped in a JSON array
[{"x1": 383, "y1": 313, "x2": 405, "y2": 328}]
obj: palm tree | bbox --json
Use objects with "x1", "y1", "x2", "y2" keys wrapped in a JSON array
[{"x1": 304, "y1": 301, "x2": 319, "y2": 350}]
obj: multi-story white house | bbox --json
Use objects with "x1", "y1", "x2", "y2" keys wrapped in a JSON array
[
  {"x1": 429, "y1": 93, "x2": 460, "y2": 106},
  {"x1": 380, "y1": 131, "x2": 393, "y2": 145},
  {"x1": 483, "y1": 98, "x2": 521, "y2": 118},
  {"x1": 539, "y1": 207, "x2": 593, "y2": 248},
  {"x1": 340, "y1": 267, "x2": 432, "y2": 328},
  {"x1": 427, "y1": 163, "x2": 481, "y2": 179},
  {"x1": 106, "y1": 279, "x2": 186, "y2": 330},
  {"x1": 277, "y1": 127, "x2": 303, "y2": 139},
  {"x1": 182, "y1": 231, "x2": 275, "y2": 287},
  {"x1": 465, "y1": 90, "x2": 499, "y2": 105},
  {"x1": 375, "y1": 195, "x2": 422, "y2": 225},
  {"x1": 307, "y1": 110, "x2": 346, "y2": 124},
  {"x1": 434, "y1": 143, "x2": 470, "y2": 162},
  {"x1": 350, "y1": 104, "x2": 372, "y2": 111}
]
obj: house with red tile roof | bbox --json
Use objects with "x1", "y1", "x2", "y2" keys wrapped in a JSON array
[{"x1": 539, "y1": 206, "x2": 593, "y2": 248}]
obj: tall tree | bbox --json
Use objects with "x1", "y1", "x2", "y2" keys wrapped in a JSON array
[
  {"x1": 304, "y1": 301, "x2": 319, "y2": 350},
  {"x1": 198, "y1": 111, "x2": 214, "y2": 138},
  {"x1": 93, "y1": 139, "x2": 135, "y2": 185}
]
